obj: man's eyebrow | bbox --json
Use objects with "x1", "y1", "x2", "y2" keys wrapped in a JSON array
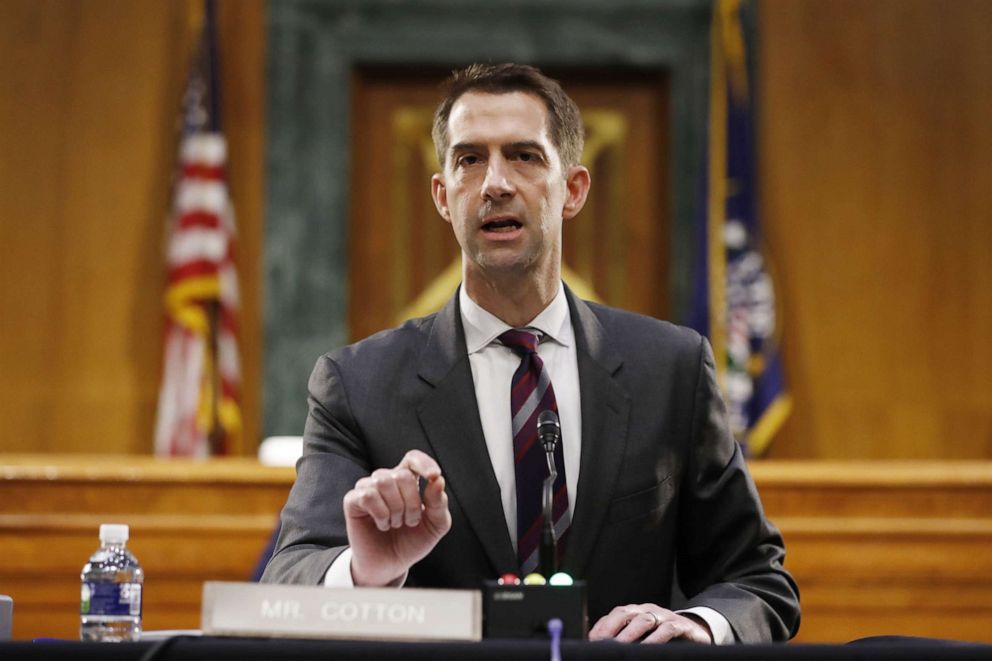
[
  {"x1": 448, "y1": 141, "x2": 549, "y2": 157},
  {"x1": 449, "y1": 142, "x2": 482, "y2": 154},
  {"x1": 504, "y1": 141, "x2": 548, "y2": 157}
]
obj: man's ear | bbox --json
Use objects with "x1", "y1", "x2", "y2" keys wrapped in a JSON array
[
  {"x1": 431, "y1": 173, "x2": 451, "y2": 223},
  {"x1": 562, "y1": 165, "x2": 591, "y2": 221}
]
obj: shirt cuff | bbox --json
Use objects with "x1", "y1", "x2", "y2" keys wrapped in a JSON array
[
  {"x1": 678, "y1": 606, "x2": 733, "y2": 645},
  {"x1": 323, "y1": 548, "x2": 356, "y2": 587},
  {"x1": 322, "y1": 548, "x2": 408, "y2": 588}
]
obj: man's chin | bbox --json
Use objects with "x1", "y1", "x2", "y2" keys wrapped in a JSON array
[{"x1": 471, "y1": 251, "x2": 538, "y2": 276}]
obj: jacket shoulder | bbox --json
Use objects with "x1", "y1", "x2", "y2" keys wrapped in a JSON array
[
  {"x1": 582, "y1": 300, "x2": 704, "y2": 356},
  {"x1": 324, "y1": 313, "x2": 436, "y2": 367}
]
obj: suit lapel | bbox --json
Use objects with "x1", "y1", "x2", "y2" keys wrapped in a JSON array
[
  {"x1": 416, "y1": 293, "x2": 517, "y2": 574},
  {"x1": 562, "y1": 290, "x2": 631, "y2": 579}
]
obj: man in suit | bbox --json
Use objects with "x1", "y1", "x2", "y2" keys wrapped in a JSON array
[{"x1": 262, "y1": 63, "x2": 799, "y2": 644}]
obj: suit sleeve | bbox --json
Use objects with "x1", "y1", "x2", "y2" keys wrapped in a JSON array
[
  {"x1": 260, "y1": 355, "x2": 367, "y2": 585},
  {"x1": 677, "y1": 336, "x2": 801, "y2": 642}
]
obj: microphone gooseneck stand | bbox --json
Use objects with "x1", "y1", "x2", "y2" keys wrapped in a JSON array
[{"x1": 537, "y1": 410, "x2": 561, "y2": 578}]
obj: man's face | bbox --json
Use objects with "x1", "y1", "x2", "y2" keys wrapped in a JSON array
[{"x1": 431, "y1": 91, "x2": 586, "y2": 280}]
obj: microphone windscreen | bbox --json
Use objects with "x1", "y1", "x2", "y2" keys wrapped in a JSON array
[
  {"x1": 537, "y1": 409, "x2": 560, "y2": 431},
  {"x1": 537, "y1": 410, "x2": 561, "y2": 451}
]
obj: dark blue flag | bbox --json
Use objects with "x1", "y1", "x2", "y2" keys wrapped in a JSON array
[{"x1": 689, "y1": 0, "x2": 791, "y2": 456}]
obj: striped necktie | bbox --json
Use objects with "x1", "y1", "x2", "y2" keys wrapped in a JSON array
[{"x1": 498, "y1": 329, "x2": 570, "y2": 574}]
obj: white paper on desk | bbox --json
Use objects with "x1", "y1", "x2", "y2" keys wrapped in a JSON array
[{"x1": 141, "y1": 629, "x2": 203, "y2": 641}]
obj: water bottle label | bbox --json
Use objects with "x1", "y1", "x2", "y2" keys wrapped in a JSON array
[{"x1": 80, "y1": 582, "x2": 142, "y2": 617}]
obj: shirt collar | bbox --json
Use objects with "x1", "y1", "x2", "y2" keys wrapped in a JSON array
[{"x1": 460, "y1": 282, "x2": 573, "y2": 354}]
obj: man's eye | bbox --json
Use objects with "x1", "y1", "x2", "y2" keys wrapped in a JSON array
[
  {"x1": 458, "y1": 155, "x2": 480, "y2": 167},
  {"x1": 515, "y1": 151, "x2": 545, "y2": 165}
]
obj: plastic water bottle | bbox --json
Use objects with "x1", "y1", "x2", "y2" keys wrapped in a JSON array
[{"x1": 80, "y1": 524, "x2": 143, "y2": 642}]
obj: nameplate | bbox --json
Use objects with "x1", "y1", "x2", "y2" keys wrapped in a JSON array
[{"x1": 201, "y1": 582, "x2": 482, "y2": 642}]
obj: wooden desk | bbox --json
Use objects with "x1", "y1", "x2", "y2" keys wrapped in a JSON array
[{"x1": 2, "y1": 457, "x2": 991, "y2": 643}]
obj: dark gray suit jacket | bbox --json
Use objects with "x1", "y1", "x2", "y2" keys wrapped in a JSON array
[{"x1": 262, "y1": 288, "x2": 800, "y2": 642}]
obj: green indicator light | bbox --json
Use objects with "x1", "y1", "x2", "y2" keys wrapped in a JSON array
[{"x1": 548, "y1": 572, "x2": 573, "y2": 586}]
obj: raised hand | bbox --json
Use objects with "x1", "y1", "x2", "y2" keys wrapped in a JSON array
[{"x1": 343, "y1": 449, "x2": 452, "y2": 587}]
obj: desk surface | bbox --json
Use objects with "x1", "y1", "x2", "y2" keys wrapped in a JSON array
[{"x1": 2, "y1": 637, "x2": 992, "y2": 661}]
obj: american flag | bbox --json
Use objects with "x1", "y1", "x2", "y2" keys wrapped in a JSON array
[{"x1": 154, "y1": 0, "x2": 241, "y2": 456}]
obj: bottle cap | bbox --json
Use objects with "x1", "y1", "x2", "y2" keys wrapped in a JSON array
[{"x1": 99, "y1": 523, "x2": 129, "y2": 544}]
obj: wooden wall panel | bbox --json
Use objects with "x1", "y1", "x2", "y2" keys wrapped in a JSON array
[
  {"x1": 759, "y1": 0, "x2": 992, "y2": 458},
  {"x1": 0, "y1": 456, "x2": 292, "y2": 640},
  {"x1": 750, "y1": 461, "x2": 992, "y2": 643},
  {"x1": 0, "y1": 0, "x2": 265, "y2": 455},
  {"x1": 1, "y1": 0, "x2": 989, "y2": 464}
]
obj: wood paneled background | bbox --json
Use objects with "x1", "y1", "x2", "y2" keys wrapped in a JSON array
[
  {"x1": 0, "y1": 0, "x2": 265, "y2": 454},
  {"x1": 0, "y1": 0, "x2": 989, "y2": 460},
  {"x1": 759, "y1": 0, "x2": 992, "y2": 459}
]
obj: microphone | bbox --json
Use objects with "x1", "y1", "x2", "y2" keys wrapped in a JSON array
[
  {"x1": 537, "y1": 410, "x2": 561, "y2": 454},
  {"x1": 537, "y1": 410, "x2": 561, "y2": 577}
]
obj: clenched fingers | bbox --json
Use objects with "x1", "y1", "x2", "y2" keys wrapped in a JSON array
[{"x1": 344, "y1": 450, "x2": 445, "y2": 531}]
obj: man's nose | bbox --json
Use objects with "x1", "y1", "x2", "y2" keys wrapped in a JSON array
[{"x1": 481, "y1": 157, "x2": 515, "y2": 201}]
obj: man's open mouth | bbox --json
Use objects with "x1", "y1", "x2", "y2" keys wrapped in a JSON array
[{"x1": 482, "y1": 218, "x2": 522, "y2": 232}]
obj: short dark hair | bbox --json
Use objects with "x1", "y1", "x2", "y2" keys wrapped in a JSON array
[{"x1": 431, "y1": 63, "x2": 584, "y2": 171}]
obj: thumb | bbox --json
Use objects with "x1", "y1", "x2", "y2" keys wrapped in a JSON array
[{"x1": 421, "y1": 475, "x2": 451, "y2": 532}]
